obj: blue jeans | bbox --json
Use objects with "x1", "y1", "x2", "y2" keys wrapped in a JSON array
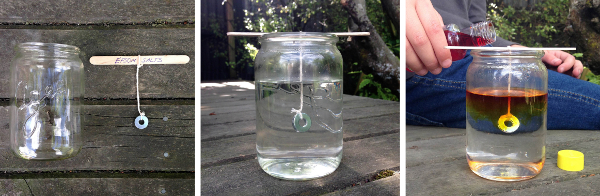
[{"x1": 406, "y1": 50, "x2": 600, "y2": 130}]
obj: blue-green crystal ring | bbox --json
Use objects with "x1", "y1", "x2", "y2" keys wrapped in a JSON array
[{"x1": 293, "y1": 113, "x2": 311, "y2": 132}]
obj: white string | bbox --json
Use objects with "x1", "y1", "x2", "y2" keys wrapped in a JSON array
[
  {"x1": 136, "y1": 55, "x2": 145, "y2": 116},
  {"x1": 291, "y1": 43, "x2": 304, "y2": 119},
  {"x1": 508, "y1": 49, "x2": 512, "y2": 95}
]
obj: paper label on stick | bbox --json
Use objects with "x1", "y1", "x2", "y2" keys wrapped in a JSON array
[{"x1": 90, "y1": 55, "x2": 190, "y2": 65}]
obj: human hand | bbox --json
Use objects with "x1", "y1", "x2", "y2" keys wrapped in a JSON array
[
  {"x1": 406, "y1": 0, "x2": 452, "y2": 76},
  {"x1": 510, "y1": 45, "x2": 583, "y2": 79},
  {"x1": 542, "y1": 50, "x2": 584, "y2": 79}
]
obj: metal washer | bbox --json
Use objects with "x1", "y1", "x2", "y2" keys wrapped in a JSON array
[{"x1": 135, "y1": 115, "x2": 149, "y2": 129}]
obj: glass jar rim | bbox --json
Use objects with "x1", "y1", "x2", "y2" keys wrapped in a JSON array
[
  {"x1": 471, "y1": 49, "x2": 544, "y2": 58},
  {"x1": 259, "y1": 32, "x2": 338, "y2": 43},
  {"x1": 17, "y1": 42, "x2": 80, "y2": 54}
]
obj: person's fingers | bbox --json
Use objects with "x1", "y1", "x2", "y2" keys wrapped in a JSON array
[
  {"x1": 573, "y1": 60, "x2": 583, "y2": 79},
  {"x1": 415, "y1": 0, "x2": 452, "y2": 69},
  {"x1": 541, "y1": 51, "x2": 562, "y2": 67},
  {"x1": 406, "y1": 1, "x2": 442, "y2": 75},
  {"x1": 406, "y1": 40, "x2": 429, "y2": 76},
  {"x1": 556, "y1": 52, "x2": 575, "y2": 73}
]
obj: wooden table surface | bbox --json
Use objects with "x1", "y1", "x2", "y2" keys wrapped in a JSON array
[
  {"x1": 407, "y1": 125, "x2": 600, "y2": 195},
  {"x1": 201, "y1": 81, "x2": 400, "y2": 195},
  {"x1": 0, "y1": 100, "x2": 195, "y2": 195}
]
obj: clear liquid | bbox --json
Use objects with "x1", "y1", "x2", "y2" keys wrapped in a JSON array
[
  {"x1": 466, "y1": 87, "x2": 547, "y2": 181},
  {"x1": 256, "y1": 81, "x2": 343, "y2": 180}
]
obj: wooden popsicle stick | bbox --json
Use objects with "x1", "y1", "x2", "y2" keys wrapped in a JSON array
[
  {"x1": 226, "y1": 32, "x2": 370, "y2": 37},
  {"x1": 90, "y1": 55, "x2": 190, "y2": 65},
  {"x1": 445, "y1": 46, "x2": 576, "y2": 50}
]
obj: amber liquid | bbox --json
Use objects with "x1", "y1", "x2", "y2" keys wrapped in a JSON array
[{"x1": 466, "y1": 87, "x2": 547, "y2": 181}]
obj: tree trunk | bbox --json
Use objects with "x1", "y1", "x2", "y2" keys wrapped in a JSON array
[
  {"x1": 341, "y1": 0, "x2": 400, "y2": 91},
  {"x1": 381, "y1": 0, "x2": 400, "y2": 29},
  {"x1": 566, "y1": 0, "x2": 600, "y2": 74}
]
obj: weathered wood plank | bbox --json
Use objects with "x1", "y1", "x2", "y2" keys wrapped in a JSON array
[
  {"x1": 0, "y1": 104, "x2": 194, "y2": 171},
  {"x1": 495, "y1": 175, "x2": 600, "y2": 196},
  {"x1": 200, "y1": 83, "x2": 399, "y2": 194},
  {"x1": 200, "y1": 97, "x2": 395, "y2": 118},
  {"x1": 201, "y1": 112, "x2": 399, "y2": 140},
  {"x1": 0, "y1": 28, "x2": 194, "y2": 99},
  {"x1": 201, "y1": 96, "x2": 397, "y2": 116},
  {"x1": 0, "y1": 178, "x2": 194, "y2": 195},
  {"x1": 200, "y1": 92, "x2": 255, "y2": 103},
  {"x1": 405, "y1": 133, "x2": 464, "y2": 167},
  {"x1": 323, "y1": 174, "x2": 400, "y2": 196},
  {"x1": 406, "y1": 125, "x2": 465, "y2": 142},
  {"x1": 201, "y1": 99, "x2": 255, "y2": 109},
  {"x1": 406, "y1": 128, "x2": 600, "y2": 195},
  {"x1": 202, "y1": 103, "x2": 398, "y2": 126},
  {"x1": 0, "y1": 179, "x2": 29, "y2": 195},
  {"x1": 201, "y1": 114, "x2": 399, "y2": 163},
  {"x1": 201, "y1": 134, "x2": 399, "y2": 195},
  {"x1": 201, "y1": 82, "x2": 364, "y2": 99},
  {"x1": 0, "y1": 0, "x2": 194, "y2": 24}
]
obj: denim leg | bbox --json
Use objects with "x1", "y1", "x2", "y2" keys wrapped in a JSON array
[
  {"x1": 547, "y1": 70, "x2": 600, "y2": 129},
  {"x1": 406, "y1": 51, "x2": 472, "y2": 128}
]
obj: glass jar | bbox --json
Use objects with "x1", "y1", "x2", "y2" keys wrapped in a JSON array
[
  {"x1": 466, "y1": 49, "x2": 547, "y2": 181},
  {"x1": 9, "y1": 42, "x2": 84, "y2": 160},
  {"x1": 254, "y1": 32, "x2": 343, "y2": 180}
]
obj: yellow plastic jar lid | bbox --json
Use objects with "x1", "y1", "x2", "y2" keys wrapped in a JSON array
[{"x1": 557, "y1": 150, "x2": 584, "y2": 171}]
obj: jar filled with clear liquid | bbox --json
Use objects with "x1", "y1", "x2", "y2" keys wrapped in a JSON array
[
  {"x1": 254, "y1": 32, "x2": 343, "y2": 180},
  {"x1": 466, "y1": 49, "x2": 547, "y2": 181},
  {"x1": 9, "y1": 42, "x2": 84, "y2": 160}
]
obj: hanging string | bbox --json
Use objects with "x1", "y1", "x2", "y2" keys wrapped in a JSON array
[
  {"x1": 136, "y1": 55, "x2": 145, "y2": 117},
  {"x1": 290, "y1": 39, "x2": 312, "y2": 132},
  {"x1": 291, "y1": 44, "x2": 304, "y2": 118}
]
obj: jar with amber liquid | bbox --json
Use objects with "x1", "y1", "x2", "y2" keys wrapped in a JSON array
[{"x1": 466, "y1": 49, "x2": 547, "y2": 181}]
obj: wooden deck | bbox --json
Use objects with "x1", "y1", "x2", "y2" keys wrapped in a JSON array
[
  {"x1": 0, "y1": 1, "x2": 195, "y2": 194},
  {"x1": 201, "y1": 81, "x2": 400, "y2": 195},
  {"x1": 0, "y1": 101, "x2": 194, "y2": 195},
  {"x1": 407, "y1": 125, "x2": 600, "y2": 195}
]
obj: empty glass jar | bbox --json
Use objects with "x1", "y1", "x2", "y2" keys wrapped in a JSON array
[
  {"x1": 466, "y1": 49, "x2": 547, "y2": 181},
  {"x1": 254, "y1": 32, "x2": 343, "y2": 180},
  {"x1": 9, "y1": 42, "x2": 84, "y2": 160}
]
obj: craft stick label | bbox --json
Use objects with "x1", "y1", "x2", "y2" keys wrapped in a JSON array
[
  {"x1": 90, "y1": 55, "x2": 190, "y2": 65},
  {"x1": 114, "y1": 57, "x2": 163, "y2": 64}
]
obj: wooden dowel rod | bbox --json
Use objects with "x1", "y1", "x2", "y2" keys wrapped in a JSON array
[
  {"x1": 226, "y1": 32, "x2": 370, "y2": 37},
  {"x1": 445, "y1": 46, "x2": 576, "y2": 50}
]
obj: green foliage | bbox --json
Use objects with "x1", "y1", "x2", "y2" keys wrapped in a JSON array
[
  {"x1": 375, "y1": 170, "x2": 395, "y2": 180},
  {"x1": 586, "y1": 72, "x2": 600, "y2": 85},
  {"x1": 587, "y1": 72, "x2": 600, "y2": 85},
  {"x1": 584, "y1": 65, "x2": 600, "y2": 85},
  {"x1": 204, "y1": 14, "x2": 228, "y2": 60},
  {"x1": 486, "y1": 1, "x2": 600, "y2": 86},
  {"x1": 349, "y1": 71, "x2": 398, "y2": 101},
  {"x1": 244, "y1": 42, "x2": 259, "y2": 60},
  {"x1": 242, "y1": 0, "x2": 347, "y2": 32},
  {"x1": 202, "y1": 13, "x2": 256, "y2": 77},
  {"x1": 487, "y1": 0, "x2": 570, "y2": 47}
]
